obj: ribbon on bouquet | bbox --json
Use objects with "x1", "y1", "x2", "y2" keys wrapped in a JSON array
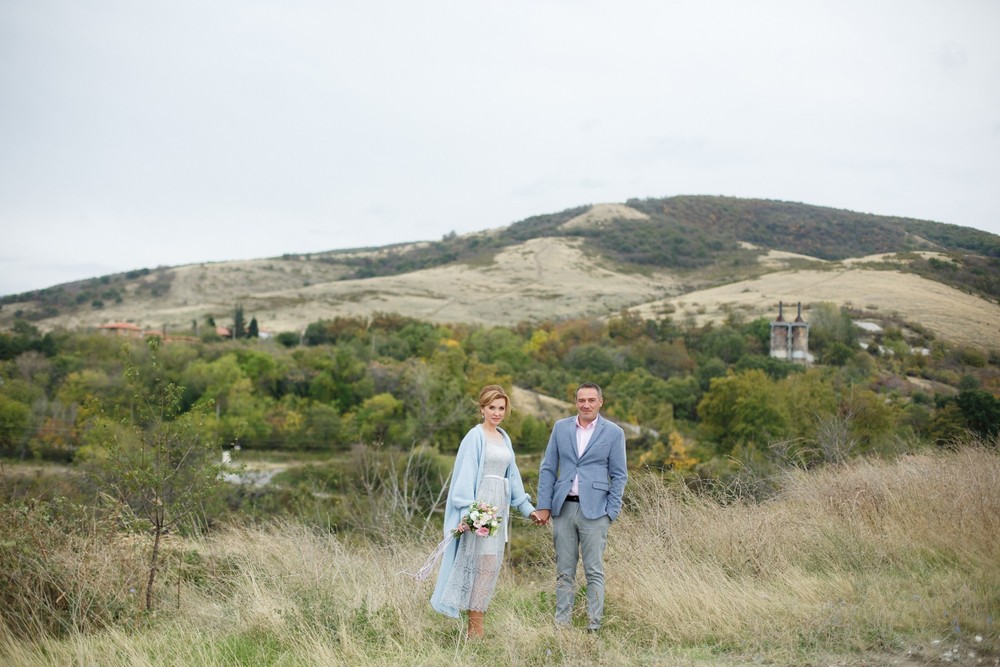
[
  {"x1": 402, "y1": 498, "x2": 505, "y2": 581},
  {"x1": 404, "y1": 533, "x2": 454, "y2": 581}
]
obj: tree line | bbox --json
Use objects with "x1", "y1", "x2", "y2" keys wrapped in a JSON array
[{"x1": 2, "y1": 304, "x2": 997, "y2": 477}]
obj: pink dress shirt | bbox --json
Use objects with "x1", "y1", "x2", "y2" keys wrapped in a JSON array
[{"x1": 569, "y1": 415, "x2": 598, "y2": 496}]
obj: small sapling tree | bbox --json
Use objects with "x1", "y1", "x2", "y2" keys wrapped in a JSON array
[{"x1": 85, "y1": 337, "x2": 225, "y2": 611}]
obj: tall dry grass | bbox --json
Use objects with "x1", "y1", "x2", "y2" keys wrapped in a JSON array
[
  {"x1": 1, "y1": 446, "x2": 997, "y2": 666},
  {"x1": 612, "y1": 446, "x2": 999, "y2": 658},
  {"x1": 0, "y1": 499, "x2": 148, "y2": 638}
]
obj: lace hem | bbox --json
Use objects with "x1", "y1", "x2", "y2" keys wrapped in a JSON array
[{"x1": 438, "y1": 552, "x2": 502, "y2": 612}]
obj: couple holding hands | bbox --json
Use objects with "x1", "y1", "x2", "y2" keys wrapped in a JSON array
[{"x1": 429, "y1": 383, "x2": 628, "y2": 638}]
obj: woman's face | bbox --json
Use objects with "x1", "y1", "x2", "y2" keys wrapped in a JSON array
[{"x1": 482, "y1": 397, "x2": 507, "y2": 427}]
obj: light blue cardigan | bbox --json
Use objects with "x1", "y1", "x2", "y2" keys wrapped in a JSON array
[{"x1": 430, "y1": 424, "x2": 535, "y2": 617}]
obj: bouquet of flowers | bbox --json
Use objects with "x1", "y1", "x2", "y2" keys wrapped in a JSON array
[
  {"x1": 407, "y1": 501, "x2": 504, "y2": 581},
  {"x1": 453, "y1": 501, "x2": 502, "y2": 538}
]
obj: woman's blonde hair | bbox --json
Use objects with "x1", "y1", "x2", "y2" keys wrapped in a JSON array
[{"x1": 477, "y1": 384, "x2": 511, "y2": 415}]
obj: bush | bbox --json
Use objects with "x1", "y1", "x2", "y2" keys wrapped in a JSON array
[
  {"x1": 275, "y1": 331, "x2": 300, "y2": 348},
  {"x1": 956, "y1": 346, "x2": 988, "y2": 368},
  {"x1": 0, "y1": 499, "x2": 145, "y2": 638}
]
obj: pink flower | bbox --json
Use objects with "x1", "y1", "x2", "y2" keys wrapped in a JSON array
[{"x1": 476, "y1": 526, "x2": 490, "y2": 537}]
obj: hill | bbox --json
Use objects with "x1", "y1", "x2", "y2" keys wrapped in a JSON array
[
  {"x1": 2, "y1": 196, "x2": 999, "y2": 349},
  {"x1": 633, "y1": 257, "x2": 1000, "y2": 349}
]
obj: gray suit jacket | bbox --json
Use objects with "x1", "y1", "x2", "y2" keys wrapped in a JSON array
[{"x1": 537, "y1": 415, "x2": 628, "y2": 520}]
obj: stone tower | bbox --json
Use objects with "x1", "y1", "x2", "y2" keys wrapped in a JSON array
[{"x1": 769, "y1": 301, "x2": 810, "y2": 364}]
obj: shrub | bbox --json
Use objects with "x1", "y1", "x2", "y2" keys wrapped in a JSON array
[{"x1": 0, "y1": 499, "x2": 145, "y2": 638}]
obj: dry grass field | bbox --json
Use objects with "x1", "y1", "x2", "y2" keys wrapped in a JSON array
[
  {"x1": 6, "y1": 236, "x2": 680, "y2": 334},
  {"x1": 633, "y1": 265, "x2": 1000, "y2": 348},
  {"x1": 2, "y1": 446, "x2": 997, "y2": 666}
]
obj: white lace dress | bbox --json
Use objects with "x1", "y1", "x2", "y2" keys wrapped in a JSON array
[{"x1": 438, "y1": 436, "x2": 511, "y2": 612}]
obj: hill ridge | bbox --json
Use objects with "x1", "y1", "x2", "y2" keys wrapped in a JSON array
[{"x1": 2, "y1": 196, "x2": 998, "y2": 349}]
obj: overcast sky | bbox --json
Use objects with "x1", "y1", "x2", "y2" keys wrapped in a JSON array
[{"x1": 2, "y1": 1, "x2": 998, "y2": 297}]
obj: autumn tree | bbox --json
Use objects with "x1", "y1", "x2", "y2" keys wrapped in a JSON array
[{"x1": 639, "y1": 430, "x2": 698, "y2": 473}]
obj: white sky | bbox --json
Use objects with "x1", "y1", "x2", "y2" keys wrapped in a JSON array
[{"x1": 2, "y1": 0, "x2": 999, "y2": 297}]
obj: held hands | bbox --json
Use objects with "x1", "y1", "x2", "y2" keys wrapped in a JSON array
[
  {"x1": 461, "y1": 512, "x2": 546, "y2": 527},
  {"x1": 530, "y1": 509, "x2": 550, "y2": 526}
]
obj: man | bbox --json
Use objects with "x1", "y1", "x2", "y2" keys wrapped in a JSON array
[{"x1": 534, "y1": 382, "x2": 628, "y2": 632}]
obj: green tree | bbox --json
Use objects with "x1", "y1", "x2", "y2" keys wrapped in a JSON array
[
  {"x1": 352, "y1": 392, "x2": 405, "y2": 444},
  {"x1": 663, "y1": 375, "x2": 702, "y2": 421},
  {"x1": 607, "y1": 368, "x2": 674, "y2": 432},
  {"x1": 514, "y1": 414, "x2": 549, "y2": 453},
  {"x1": 955, "y1": 389, "x2": 1000, "y2": 440},
  {"x1": 233, "y1": 304, "x2": 246, "y2": 339},
  {"x1": 0, "y1": 395, "x2": 32, "y2": 457},
  {"x1": 696, "y1": 357, "x2": 728, "y2": 391},
  {"x1": 396, "y1": 346, "x2": 506, "y2": 448},
  {"x1": 700, "y1": 325, "x2": 747, "y2": 364},
  {"x1": 566, "y1": 343, "x2": 620, "y2": 377},
  {"x1": 275, "y1": 331, "x2": 300, "y2": 348},
  {"x1": 0, "y1": 320, "x2": 57, "y2": 361},
  {"x1": 821, "y1": 341, "x2": 855, "y2": 366},
  {"x1": 841, "y1": 388, "x2": 900, "y2": 451},
  {"x1": 465, "y1": 327, "x2": 531, "y2": 375},
  {"x1": 631, "y1": 339, "x2": 695, "y2": 377},
  {"x1": 927, "y1": 401, "x2": 968, "y2": 445},
  {"x1": 309, "y1": 371, "x2": 340, "y2": 405},
  {"x1": 82, "y1": 339, "x2": 224, "y2": 611},
  {"x1": 182, "y1": 354, "x2": 246, "y2": 415},
  {"x1": 235, "y1": 349, "x2": 282, "y2": 397},
  {"x1": 697, "y1": 369, "x2": 790, "y2": 454},
  {"x1": 56, "y1": 368, "x2": 126, "y2": 409},
  {"x1": 248, "y1": 317, "x2": 259, "y2": 339},
  {"x1": 734, "y1": 354, "x2": 803, "y2": 380},
  {"x1": 301, "y1": 402, "x2": 344, "y2": 450},
  {"x1": 741, "y1": 318, "x2": 772, "y2": 354},
  {"x1": 222, "y1": 376, "x2": 274, "y2": 448},
  {"x1": 808, "y1": 302, "x2": 858, "y2": 354},
  {"x1": 780, "y1": 369, "x2": 839, "y2": 441}
]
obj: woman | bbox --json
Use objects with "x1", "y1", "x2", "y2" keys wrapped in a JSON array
[{"x1": 430, "y1": 385, "x2": 542, "y2": 638}]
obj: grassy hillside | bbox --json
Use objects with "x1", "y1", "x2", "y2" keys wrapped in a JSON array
[
  {"x1": 322, "y1": 195, "x2": 1000, "y2": 287},
  {"x1": 319, "y1": 206, "x2": 590, "y2": 279},
  {"x1": 3, "y1": 197, "x2": 999, "y2": 340},
  {"x1": 7, "y1": 196, "x2": 999, "y2": 308},
  {"x1": 574, "y1": 197, "x2": 1000, "y2": 303},
  {"x1": 309, "y1": 196, "x2": 1000, "y2": 285},
  {"x1": 626, "y1": 196, "x2": 961, "y2": 260}
]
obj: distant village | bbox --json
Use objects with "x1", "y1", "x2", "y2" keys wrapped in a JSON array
[{"x1": 96, "y1": 321, "x2": 273, "y2": 343}]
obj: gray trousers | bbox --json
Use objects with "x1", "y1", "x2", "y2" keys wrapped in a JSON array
[{"x1": 552, "y1": 502, "x2": 611, "y2": 629}]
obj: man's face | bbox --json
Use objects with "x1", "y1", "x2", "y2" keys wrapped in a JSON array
[{"x1": 576, "y1": 387, "x2": 603, "y2": 424}]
